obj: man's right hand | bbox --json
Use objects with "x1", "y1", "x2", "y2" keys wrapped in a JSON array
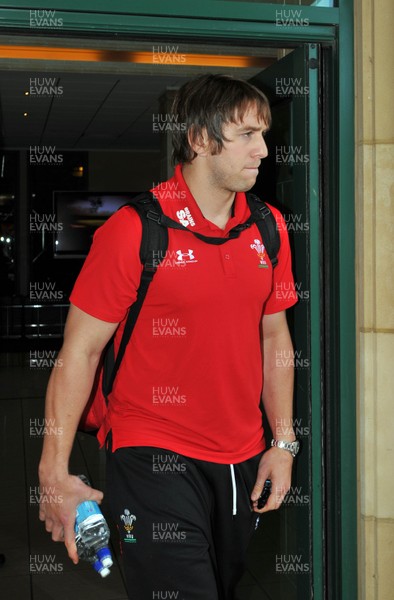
[{"x1": 38, "y1": 472, "x2": 104, "y2": 564}]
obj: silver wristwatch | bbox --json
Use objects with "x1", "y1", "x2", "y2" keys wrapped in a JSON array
[{"x1": 271, "y1": 438, "x2": 300, "y2": 458}]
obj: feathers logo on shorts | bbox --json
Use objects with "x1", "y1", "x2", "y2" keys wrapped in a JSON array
[{"x1": 120, "y1": 509, "x2": 137, "y2": 543}]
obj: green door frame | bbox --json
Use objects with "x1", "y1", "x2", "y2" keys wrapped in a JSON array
[
  {"x1": 0, "y1": 2, "x2": 357, "y2": 599},
  {"x1": 1, "y1": 0, "x2": 338, "y2": 38},
  {"x1": 336, "y1": 3, "x2": 357, "y2": 600}
]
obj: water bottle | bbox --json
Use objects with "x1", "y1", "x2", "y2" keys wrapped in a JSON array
[
  {"x1": 74, "y1": 475, "x2": 113, "y2": 577},
  {"x1": 76, "y1": 533, "x2": 111, "y2": 578}
]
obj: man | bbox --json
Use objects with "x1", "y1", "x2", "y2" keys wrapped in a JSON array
[{"x1": 39, "y1": 74, "x2": 298, "y2": 599}]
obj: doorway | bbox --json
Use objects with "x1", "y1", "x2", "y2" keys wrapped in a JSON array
[{"x1": 1, "y1": 36, "x2": 325, "y2": 600}]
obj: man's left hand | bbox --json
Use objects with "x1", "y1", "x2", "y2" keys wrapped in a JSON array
[{"x1": 251, "y1": 447, "x2": 293, "y2": 513}]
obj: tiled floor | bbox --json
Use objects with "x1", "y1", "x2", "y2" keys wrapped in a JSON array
[{"x1": 0, "y1": 354, "x2": 298, "y2": 600}]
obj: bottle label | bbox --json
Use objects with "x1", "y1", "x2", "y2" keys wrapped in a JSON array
[{"x1": 75, "y1": 500, "x2": 101, "y2": 531}]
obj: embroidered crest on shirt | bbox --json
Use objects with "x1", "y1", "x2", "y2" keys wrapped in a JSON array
[
  {"x1": 176, "y1": 207, "x2": 195, "y2": 227},
  {"x1": 250, "y1": 239, "x2": 269, "y2": 268},
  {"x1": 175, "y1": 249, "x2": 198, "y2": 264},
  {"x1": 120, "y1": 509, "x2": 137, "y2": 543}
]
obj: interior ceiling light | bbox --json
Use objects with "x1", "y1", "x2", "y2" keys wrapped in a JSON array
[
  {"x1": 0, "y1": 45, "x2": 273, "y2": 68},
  {"x1": 72, "y1": 165, "x2": 84, "y2": 177}
]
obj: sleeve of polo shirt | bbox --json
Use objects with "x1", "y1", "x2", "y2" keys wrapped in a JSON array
[
  {"x1": 263, "y1": 205, "x2": 298, "y2": 315},
  {"x1": 69, "y1": 206, "x2": 143, "y2": 323}
]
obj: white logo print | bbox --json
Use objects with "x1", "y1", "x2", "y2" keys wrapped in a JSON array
[
  {"x1": 175, "y1": 249, "x2": 197, "y2": 264},
  {"x1": 176, "y1": 207, "x2": 195, "y2": 227}
]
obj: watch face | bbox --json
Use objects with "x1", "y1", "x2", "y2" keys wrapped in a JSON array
[{"x1": 290, "y1": 441, "x2": 300, "y2": 455}]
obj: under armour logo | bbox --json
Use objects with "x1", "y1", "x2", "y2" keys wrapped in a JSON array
[{"x1": 176, "y1": 249, "x2": 195, "y2": 262}]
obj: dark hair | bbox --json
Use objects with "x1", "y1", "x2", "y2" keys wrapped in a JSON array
[{"x1": 171, "y1": 74, "x2": 271, "y2": 165}]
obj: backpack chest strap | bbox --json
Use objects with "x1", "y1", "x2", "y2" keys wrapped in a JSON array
[{"x1": 147, "y1": 211, "x2": 256, "y2": 245}]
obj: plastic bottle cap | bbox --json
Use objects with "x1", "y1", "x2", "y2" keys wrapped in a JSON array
[
  {"x1": 92, "y1": 559, "x2": 103, "y2": 573},
  {"x1": 99, "y1": 567, "x2": 110, "y2": 578},
  {"x1": 101, "y1": 556, "x2": 113, "y2": 568},
  {"x1": 97, "y1": 547, "x2": 113, "y2": 568}
]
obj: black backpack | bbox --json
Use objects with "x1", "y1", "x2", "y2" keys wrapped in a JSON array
[{"x1": 79, "y1": 191, "x2": 280, "y2": 432}]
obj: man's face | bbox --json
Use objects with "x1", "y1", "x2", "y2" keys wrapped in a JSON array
[{"x1": 204, "y1": 104, "x2": 269, "y2": 194}]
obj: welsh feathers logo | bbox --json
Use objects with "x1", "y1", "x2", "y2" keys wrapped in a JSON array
[
  {"x1": 250, "y1": 239, "x2": 269, "y2": 268},
  {"x1": 120, "y1": 509, "x2": 137, "y2": 543}
]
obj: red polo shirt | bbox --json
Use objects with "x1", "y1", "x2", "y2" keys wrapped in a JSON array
[{"x1": 70, "y1": 164, "x2": 297, "y2": 463}]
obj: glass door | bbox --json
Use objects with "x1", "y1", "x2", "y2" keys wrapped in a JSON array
[{"x1": 239, "y1": 44, "x2": 322, "y2": 600}]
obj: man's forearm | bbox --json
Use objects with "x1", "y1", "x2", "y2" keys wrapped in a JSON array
[
  {"x1": 261, "y1": 326, "x2": 295, "y2": 442},
  {"x1": 39, "y1": 346, "x2": 101, "y2": 479}
]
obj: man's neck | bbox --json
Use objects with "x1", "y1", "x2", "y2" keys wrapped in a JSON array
[{"x1": 182, "y1": 163, "x2": 235, "y2": 230}]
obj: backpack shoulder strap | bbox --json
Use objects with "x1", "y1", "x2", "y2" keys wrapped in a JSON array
[
  {"x1": 245, "y1": 193, "x2": 281, "y2": 269},
  {"x1": 102, "y1": 192, "x2": 168, "y2": 396},
  {"x1": 128, "y1": 192, "x2": 168, "y2": 270}
]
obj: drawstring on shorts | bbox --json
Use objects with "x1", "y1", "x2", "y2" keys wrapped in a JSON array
[{"x1": 230, "y1": 464, "x2": 237, "y2": 516}]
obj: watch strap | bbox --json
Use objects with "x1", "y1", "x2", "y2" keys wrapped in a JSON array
[{"x1": 271, "y1": 438, "x2": 300, "y2": 457}]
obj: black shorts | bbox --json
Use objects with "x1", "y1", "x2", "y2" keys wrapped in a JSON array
[{"x1": 106, "y1": 445, "x2": 263, "y2": 600}]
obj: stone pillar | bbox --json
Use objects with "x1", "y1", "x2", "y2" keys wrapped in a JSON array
[{"x1": 355, "y1": 0, "x2": 394, "y2": 598}]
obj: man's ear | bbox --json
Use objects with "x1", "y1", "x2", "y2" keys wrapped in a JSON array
[{"x1": 188, "y1": 126, "x2": 211, "y2": 157}]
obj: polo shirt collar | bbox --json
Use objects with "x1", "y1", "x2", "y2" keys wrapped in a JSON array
[{"x1": 152, "y1": 164, "x2": 251, "y2": 237}]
